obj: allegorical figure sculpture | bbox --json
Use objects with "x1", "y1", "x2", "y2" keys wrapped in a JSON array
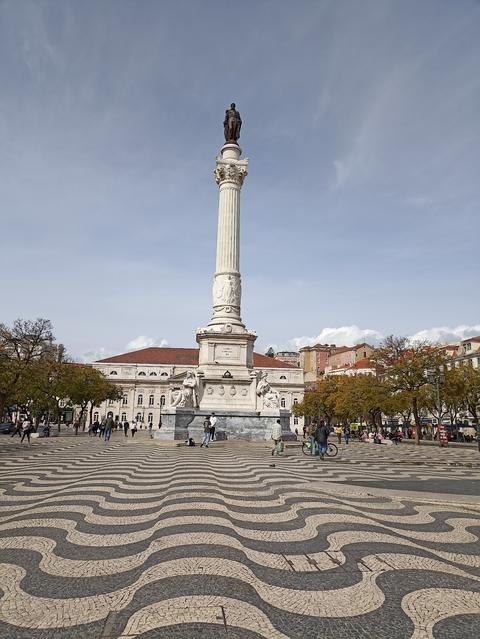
[
  {"x1": 171, "y1": 371, "x2": 198, "y2": 408},
  {"x1": 223, "y1": 103, "x2": 242, "y2": 144},
  {"x1": 256, "y1": 371, "x2": 280, "y2": 409}
]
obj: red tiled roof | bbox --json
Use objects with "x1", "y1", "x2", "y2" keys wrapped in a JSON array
[
  {"x1": 97, "y1": 347, "x2": 297, "y2": 369},
  {"x1": 352, "y1": 358, "x2": 375, "y2": 369},
  {"x1": 462, "y1": 336, "x2": 480, "y2": 343},
  {"x1": 329, "y1": 346, "x2": 352, "y2": 354}
]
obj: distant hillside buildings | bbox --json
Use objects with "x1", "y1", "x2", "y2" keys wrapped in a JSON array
[{"x1": 267, "y1": 335, "x2": 480, "y2": 387}]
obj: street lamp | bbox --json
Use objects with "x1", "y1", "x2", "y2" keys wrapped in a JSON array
[{"x1": 427, "y1": 369, "x2": 445, "y2": 444}]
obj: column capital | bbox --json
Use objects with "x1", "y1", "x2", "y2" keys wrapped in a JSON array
[{"x1": 214, "y1": 158, "x2": 248, "y2": 187}]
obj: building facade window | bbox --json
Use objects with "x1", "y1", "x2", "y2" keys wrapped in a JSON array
[
  {"x1": 108, "y1": 399, "x2": 114, "y2": 406},
  {"x1": 160, "y1": 395, "x2": 166, "y2": 406},
  {"x1": 280, "y1": 375, "x2": 286, "y2": 380},
  {"x1": 109, "y1": 371, "x2": 118, "y2": 376},
  {"x1": 122, "y1": 395, "x2": 128, "y2": 405},
  {"x1": 147, "y1": 413, "x2": 153, "y2": 424},
  {"x1": 149, "y1": 394, "x2": 154, "y2": 406},
  {"x1": 161, "y1": 372, "x2": 168, "y2": 377},
  {"x1": 293, "y1": 398, "x2": 298, "y2": 406},
  {"x1": 281, "y1": 398, "x2": 286, "y2": 408},
  {"x1": 93, "y1": 412, "x2": 99, "y2": 422},
  {"x1": 138, "y1": 371, "x2": 146, "y2": 376},
  {"x1": 136, "y1": 412, "x2": 143, "y2": 422},
  {"x1": 121, "y1": 412, "x2": 126, "y2": 422},
  {"x1": 294, "y1": 417, "x2": 298, "y2": 425},
  {"x1": 137, "y1": 394, "x2": 143, "y2": 406},
  {"x1": 149, "y1": 372, "x2": 157, "y2": 376}
]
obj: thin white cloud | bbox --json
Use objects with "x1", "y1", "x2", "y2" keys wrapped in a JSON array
[
  {"x1": 288, "y1": 324, "x2": 480, "y2": 351},
  {"x1": 409, "y1": 325, "x2": 480, "y2": 344},
  {"x1": 126, "y1": 335, "x2": 168, "y2": 351},
  {"x1": 80, "y1": 347, "x2": 116, "y2": 363},
  {"x1": 289, "y1": 326, "x2": 385, "y2": 350}
]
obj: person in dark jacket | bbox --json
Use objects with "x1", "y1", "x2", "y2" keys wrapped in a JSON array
[{"x1": 315, "y1": 420, "x2": 330, "y2": 460}]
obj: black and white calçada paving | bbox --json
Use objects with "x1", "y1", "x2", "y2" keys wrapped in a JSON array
[{"x1": 0, "y1": 434, "x2": 479, "y2": 639}]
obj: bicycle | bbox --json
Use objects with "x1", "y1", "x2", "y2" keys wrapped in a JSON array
[{"x1": 302, "y1": 439, "x2": 338, "y2": 457}]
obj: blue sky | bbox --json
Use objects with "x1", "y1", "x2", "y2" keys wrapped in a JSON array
[{"x1": 1, "y1": 0, "x2": 479, "y2": 360}]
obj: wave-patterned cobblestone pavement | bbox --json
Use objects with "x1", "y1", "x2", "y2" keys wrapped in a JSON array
[{"x1": 0, "y1": 436, "x2": 479, "y2": 638}]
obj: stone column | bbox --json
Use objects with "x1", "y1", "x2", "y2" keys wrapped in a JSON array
[{"x1": 209, "y1": 143, "x2": 248, "y2": 333}]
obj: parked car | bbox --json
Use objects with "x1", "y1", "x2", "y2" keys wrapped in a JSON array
[{"x1": 0, "y1": 422, "x2": 16, "y2": 435}]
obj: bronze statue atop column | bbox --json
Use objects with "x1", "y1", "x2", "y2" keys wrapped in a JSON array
[{"x1": 223, "y1": 103, "x2": 242, "y2": 144}]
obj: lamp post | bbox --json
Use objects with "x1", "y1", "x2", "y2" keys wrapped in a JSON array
[{"x1": 427, "y1": 369, "x2": 444, "y2": 444}]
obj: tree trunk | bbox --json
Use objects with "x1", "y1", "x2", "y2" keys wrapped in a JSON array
[
  {"x1": 0, "y1": 394, "x2": 7, "y2": 422},
  {"x1": 412, "y1": 396, "x2": 421, "y2": 445},
  {"x1": 89, "y1": 402, "x2": 94, "y2": 427}
]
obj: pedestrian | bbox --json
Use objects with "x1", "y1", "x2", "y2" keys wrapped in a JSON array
[
  {"x1": 343, "y1": 425, "x2": 350, "y2": 445},
  {"x1": 20, "y1": 419, "x2": 32, "y2": 444},
  {"x1": 104, "y1": 415, "x2": 114, "y2": 442},
  {"x1": 123, "y1": 420, "x2": 130, "y2": 438},
  {"x1": 11, "y1": 420, "x2": 22, "y2": 438},
  {"x1": 73, "y1": 420, "x2": 80, "y2": 436},
  {"x1": 307, "y1": 420, "x2": 317, "y2": 455},
  {"x1": 200, "y1": 417, "x2": 211, "y2": 447},
  {"x1": 271, "y1": 419, "x2": 282, "y2": 456},
  {"x1": 315, "y1": 420, "x2": 330, "y2": 460},
  {"x1": 335, "y1": 425, "x2": 342, "y2": 445},
  {"x1": 148, "y1": 421, "x2": 153, "y2": 439},
  {"x1": 131, "y1": 423, "x2": 138, "y2": 437},
  {"x1": 42, "y1": 423, "x2": 51, "y2": 438},
  {"x1": 114, "y1": 417, "x2": 121, "y2": 431},
  {"x1": 209, "y1": 412, "x2": 217, "y2": 441}
]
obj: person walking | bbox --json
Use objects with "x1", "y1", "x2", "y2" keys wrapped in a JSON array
[
  {"x1": 209, "y1": 412, "x2": 217, "y2": 441},
  {"x1": 200, "y1": 417, "x2": 211, "y2": 448},
  {"x1": 73, "y1": 420, "x2": 80, "y2": 436},
  {"x1": 271, "y1": 419, "x2": 282, "y2": 456},
  {"x1": 315, "y1": 420, "x2": 330, "y2": 460},
  {"x1": 335, "y1": 425, "x2": 342, "y2": 445},
  {"x1": 307, "y1": 420, "x2": 317, "y2": 455},
  {"x1": 11, "y1": 420, "x2": 22, "y2": 438},
  {"x1": 131, "y1": 423, "x2": 138, "y2": 437},
  {"x1": 343, "y1": 425, "x2": 350, "y2": 445},
  {"x1": 20, "y1": 419, "x2": 32, "y2": 444},
  {"x1": 123, "y1": 420, "x2": 130, "y2": 438},
  {"x1": 104, "y1": 415, "x2": 114, "y2": 443},
  {"x1": 148, "y1": 421, "x2": 153, "y2": 439}
]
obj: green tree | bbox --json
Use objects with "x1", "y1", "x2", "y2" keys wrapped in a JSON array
[
  {"x1": 373, "y1": 336, "x2": 445, "y2": 444},
  {"x1": 461, "y1": 365, "x2": 480, "y2": 426},
  {"x1": 67, "y1": 365, "x2": 122, "y2": 427},
  {"x1": 293, "y1": 377, "x2": 341, "y2": 426},
  {"x1": 0, "y1": 318, "x2": 55, "y2": 421}
]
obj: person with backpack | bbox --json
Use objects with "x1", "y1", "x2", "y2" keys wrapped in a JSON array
[
  {"x1": 343, "y1": 425, "x2": 351, "y2": 445},
  {"x1": 131, "y1": 423, "x2": 138, "y2": 437},
  {"x1": 123, "y1": 420, "x2": 130, "y2": 438}
]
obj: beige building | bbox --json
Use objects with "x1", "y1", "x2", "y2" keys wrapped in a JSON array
[
  {"x1": 93, "y1": 347, "x2": 304, "y2": 432},
  {"x1": 443, "y1": 336, "x2": 480, "y2": 369},
  {"x1": 300, "y1": 342, "x2": 375, "y2": 382},
  {"x1": 325, "y1": 343, "x2": 374, "y2": 373}
]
